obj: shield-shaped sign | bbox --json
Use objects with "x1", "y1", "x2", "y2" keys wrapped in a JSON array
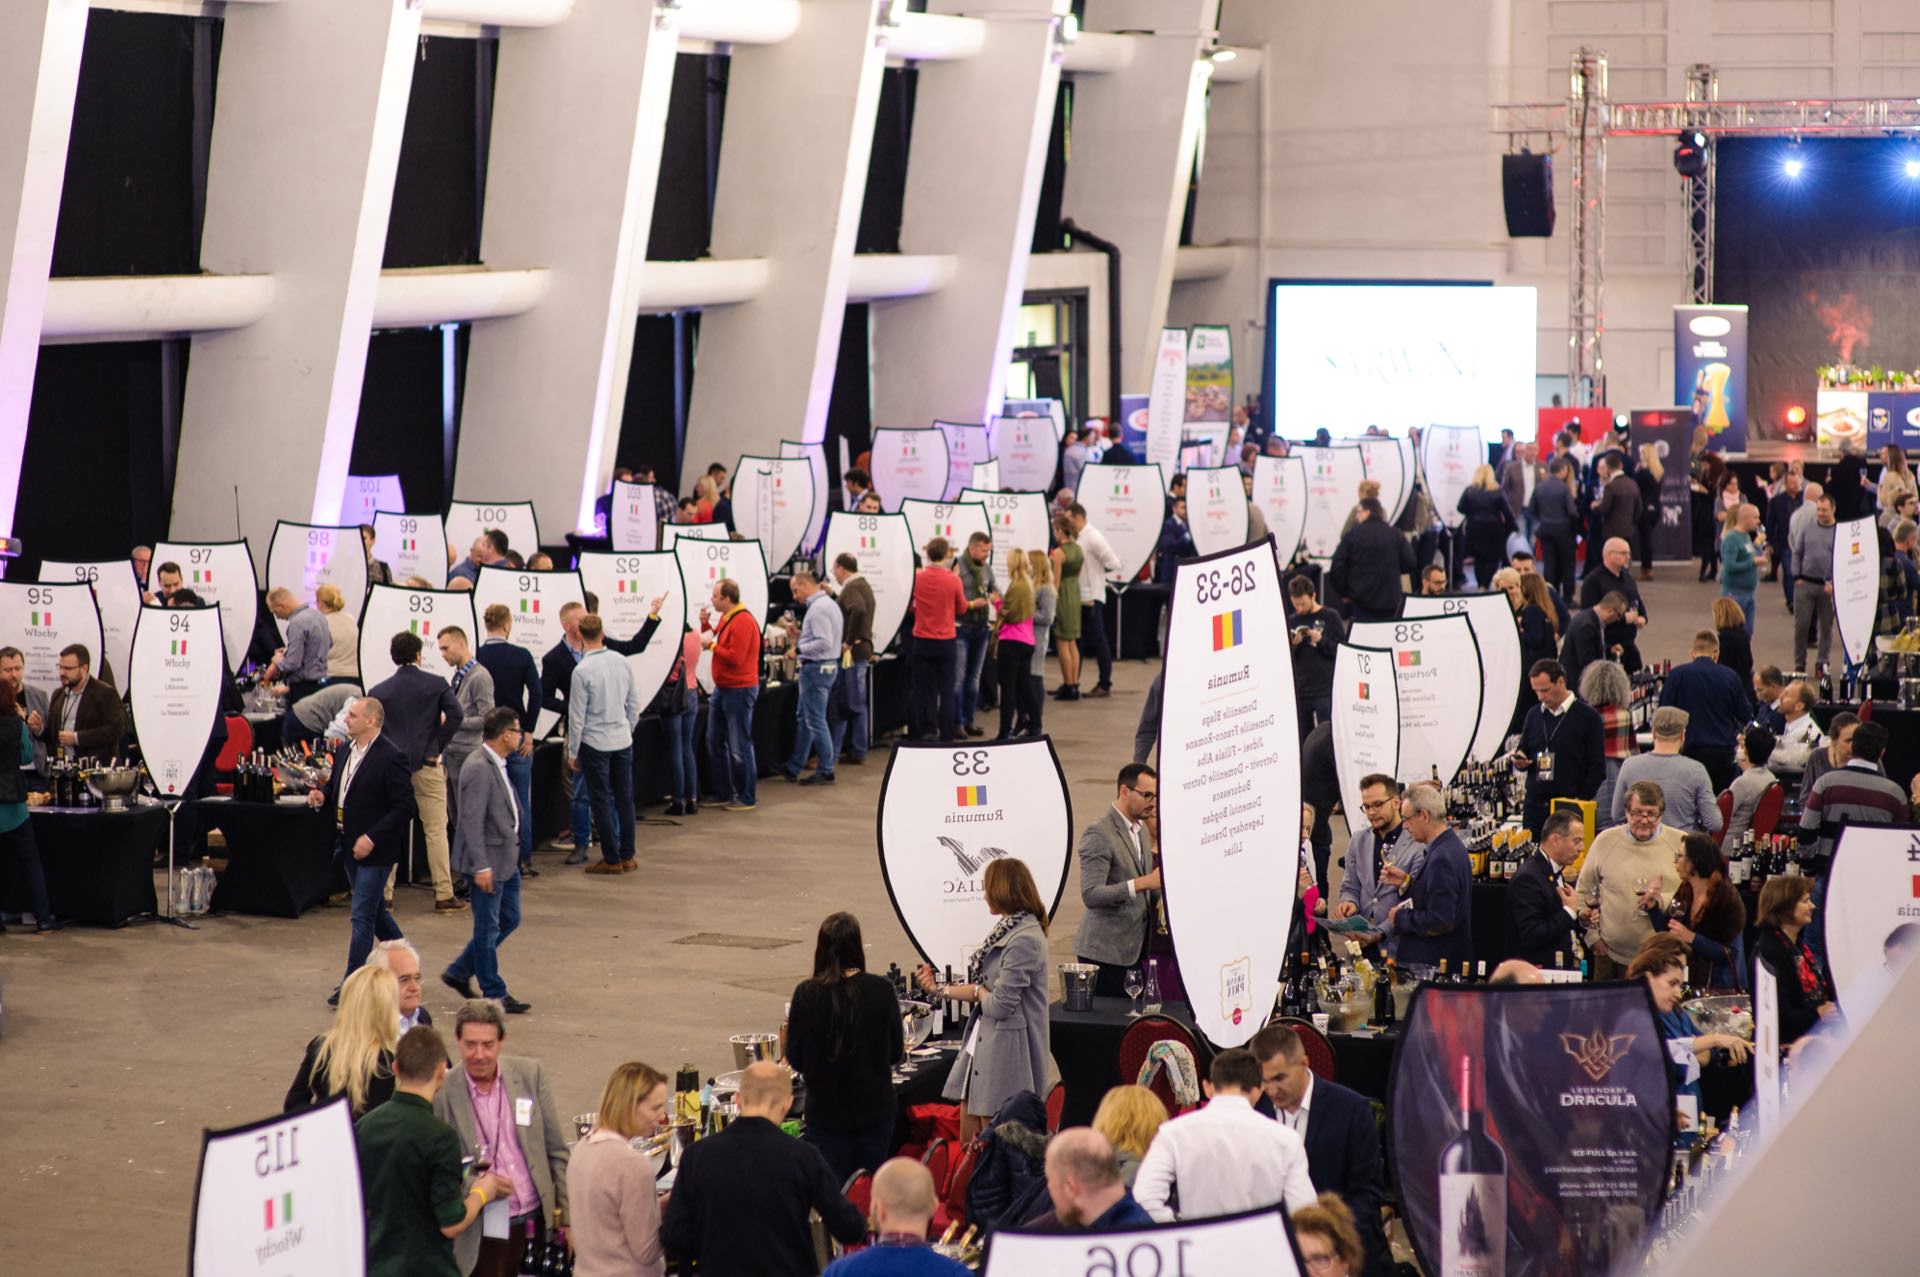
[
  {"x1": 153, "y1": 539, "x2": 259, "y2": 672},
  {"x1": 780, "y1": 439, "x2": 830, "y2": 556},
  {"x1": 1403, "y1": 591, "x2": 1523, "y2": 764},
  {"x1": 1420, "y1": 425, "x2": 1482, "y2": 530},
  {"x1": 900, "y1": 499, "x2": 990, "y2": 564},
  {"x1": 1333, "y1": 643, "x2": 1402, "y2": 831},
  {"x1": 1296, "y1": 445, "x2": 1368, "y2": 560},
  {"x1": 0, "y1": 581, "x2": 106, "y2": 695},
  {"x1": 129, "y1": 603, "x2": 225, "y2": 797},
  {"x1": 870, "y1": 428, "x2": 950, "y2": 512},
  {"x1": 39, "y1": 559, "x2": 139, "y2": 692},
  {"x1": 674, "y1": 538, "x2": 770, "y2": 694},
  {"x1": 265, "y1": 521, "x2": 370, "y2": 633},
  {"x1": 1356, "y1": 435, "x2": 1412, "y2": 525},
  {"x1": 371, "y1": 512, "x2": 449, "y2": 589},
  {"x1": 608, "y1": 480, "x2": 660, "y2": 552},
  {"x1": 445, "y1": 499, "x2": 540, "y2": 568},
  {"x1": 358, "y1": 585, "x2": 480, "y2": 689},
  {"x1": 823, "y1": 511, "x2": 915, "y2": 655},
  {"x1": 473, "y1": 567, "x2": 585, "y2": 738},
  {"x1": 577, "y1": 551, "x2": 687, "y2": 711},
  {"x1": 1072, "y1": 464, "x2": 1167, "y2": 587},
  {"x1": 1186, "y1": 466, "x2": 1251, "y2": 556},
  {"x1": 1251, "y1": 455, "x2": 1309, "y2": 566},
  {"x1": 731, "y1": 454, "x2": 817, "y2": 571},
  {"x1": 938, "y1": 421, "x2": 991, "y2": 501},
  {"x1": 989, "y1": 415, "x2": 1059, "y2": 492},
  {"x1": 959, "y1": 489, "x2": 1050, "y2": 594},
  {"x1": 1347, "y1": 614, "x2": 1484, "y2": 785}
]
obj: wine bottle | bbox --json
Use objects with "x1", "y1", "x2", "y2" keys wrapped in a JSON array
[
  {"x1": 1475, "y1": 960, "x2": 1489, "y2": 984},
  {"x1": 1437, "y1": 1055, "x2": 1507, "y2": 1277},
  {"x1": 1436, "y1": 959, "x2": 1450, "y2": 985},
  {"x1": 1380, "y1": 960, "x2": 1397, "y2": 1027}
]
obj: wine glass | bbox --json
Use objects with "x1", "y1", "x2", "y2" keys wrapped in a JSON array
[{"x1": 1123, "y1": 968, "x2": 1144, "y2": 1018}]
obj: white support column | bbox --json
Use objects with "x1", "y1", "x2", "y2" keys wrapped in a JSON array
[
  {"x1": 684, "y1": 0, "x2": 886, "y2": 469},
  {"x1": 171, "y1": 0, "x2": 422, "y2": 551},
  {"x1": 1062, "y1": 0, "x2": 1218, "y2": 391},
  {"x1": 871, "y1": 1, "x2": 1063, "y2": 429},
  {"x1": 454, "y1": 0, "x2": 679, "y2": 536},
  {"x1": 0, "y1": 0, "x2": 88, "y2": 538}
]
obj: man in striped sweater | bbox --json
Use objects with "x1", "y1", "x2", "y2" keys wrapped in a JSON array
[{"x1": 1798, "y1": 720, "x2": 1906, "y2": 958}]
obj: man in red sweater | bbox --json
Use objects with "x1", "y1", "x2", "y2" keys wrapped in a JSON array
[
  {"x1": 700, "y1": 578, "x2": 763, "y2": 810},
  {"x1": 909, "y1": 537, "x2": 969, "y2": 741}
]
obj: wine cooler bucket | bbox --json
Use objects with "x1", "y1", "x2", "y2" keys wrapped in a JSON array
[
  {"x1": 729, "y1": 1032, "x2": 779, "y2": 1070},
  {"x1": 1059, "y1": 963, "x2": 1099, "y2": 1012}
]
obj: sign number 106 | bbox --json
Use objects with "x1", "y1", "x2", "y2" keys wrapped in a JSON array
[{"x1": 1082, "y1": 1239, "x2": 1193, "y2": 1276}]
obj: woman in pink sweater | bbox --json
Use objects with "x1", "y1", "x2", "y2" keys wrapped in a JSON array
[{"x1": 568, "y1": 1062, "x2": 670, "y2": 1277}]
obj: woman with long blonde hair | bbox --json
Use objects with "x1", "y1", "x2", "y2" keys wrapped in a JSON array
[
  {"x1": 1092, "y1": 1085, "x2": 1169, "y2": 1188},
  {"x1": 1457, "y1": 464, "x2": 1515, "y2": 587},
  {"x1": 568, "y1": 1062, "x2": 671, "y2": 1275},
  {"x1": 284, "y1": 965, "x2": 399, "y2": 1115},
  {"x1": 993, "y1": 550, "x2": 1038, "y2": 741},
  {"x1": 1020, "y1": 547, "x2": 1057, "y2": 738}
]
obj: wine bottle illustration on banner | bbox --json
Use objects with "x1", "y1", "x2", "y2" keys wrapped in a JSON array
[{"x1": 1437, "y1": 1055, "x2": 1507, "y2": 1277}]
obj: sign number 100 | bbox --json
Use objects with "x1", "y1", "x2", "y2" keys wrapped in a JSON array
[{"x1": 1083, "y1": 1240, "x2": 1193, "y2": 1276}]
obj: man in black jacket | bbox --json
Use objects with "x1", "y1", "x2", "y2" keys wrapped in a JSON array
[
  {"x1": 1251, "y1": 1024, "x2": 1388, "y2": 1276},
  {"x1": 1287, "y1": 575, "x2": 1344, "y2": 739},
  {"x1": 369, "y1": 632, "x2": 465, "y2": 911},
  {"x1": 1559, "y1": 593, "x2": 1625, "y2": 696},
  {"x1": 1509, "y1": 809, "x2": 1585, "y2": 966},
  {"x1": 1765, "y1": 470, "x2": 1803, "y2": 600},
  {"x1": 475, "y1": 604, "x2": 543, "y2": 875},
  {"x1": 308, "y1": 696, "x2": 418, "y2": 999},
  {"x1": 662, "y1": 1062, "x2": 864, "y2": 1275},
  {"x1": 1577, "y1": 538, "x2": 1649, "y2": 671},
  {"x1": 1327, "y1": 497, "x2": 1414, "y2": 621},
  {"x1": 1513, "y1": 659, "x2": 1606, "y2": 836}
]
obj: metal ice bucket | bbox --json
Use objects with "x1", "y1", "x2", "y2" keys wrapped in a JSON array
[
  {"x1": 729, "y1": 1032, "x2": 779, "y2": 1069},
  {"x1": 85, "y1": 766, "x2": 142, "y2": 813},
  {"x1": 1059, "y1": 963, "x2": 1100, "y2": 1012}
]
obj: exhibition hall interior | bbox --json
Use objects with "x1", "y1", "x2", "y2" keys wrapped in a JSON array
[{"x1": 4, "y1": 0, "x2": 1919, "y2": 1273}]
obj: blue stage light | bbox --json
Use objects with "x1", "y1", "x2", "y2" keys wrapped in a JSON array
[
  {"x1": 1905, "y1": 158, "x2": 1920, "y2": 179},
  {"x1": 1783, "y1": 156, "x2": 1806, "y2": 178}
]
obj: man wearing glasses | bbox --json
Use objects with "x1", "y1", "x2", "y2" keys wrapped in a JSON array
[
  {"x1": 1072, "y1": 763, "x2": 1161, "y2": 997},
  {"x1": 41, "y1": 644, "x2": 126, "y2": 765},
  {"x1": 1333, "y1": 775, "x2": 1425, "y2": 958}
]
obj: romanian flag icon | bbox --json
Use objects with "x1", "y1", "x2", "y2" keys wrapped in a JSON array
[
  {"x1": 956, "y1": 785, "x2": 988, "y2": 807},
  {"x1": 1211, "y1": 609, "x2": 1244, "y2": 652},
  {"x1": 30, "y1": 610, "x2": 50, "y2": 626},
  {"x1": 1357, "y1": 682, "x2": 1369, "y2": 700},
  {"x1": 520, "y1": 598, "x2": 540, "y2": 614},
  {"x1": 264, "y1": 1191, "x2": 292, "y2": 1230},
  {"x1": 171, "y1": 639, "x2": 187, "y2": 655},
  {"x1": 1397, "y1": 650, "x2": 1421, "y2": 668},
  {"x1": 410, "y1": 619, "x2": 432, "y2": 637}
]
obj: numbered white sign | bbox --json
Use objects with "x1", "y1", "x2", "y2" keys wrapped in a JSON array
[
  {"x1": 876, "y1": 738, "x2": 1072, "y2": 973},
  {"x1": 900, "y1": 499, "x2": 991, "y2": 564},
  {"x1": 578, "y1": 551, "x2": 686, "y2": 711},
  {"x1": 1160, "y1": 540, "x2": 1300, "y2": 1048},
  {"x1": 780, "y1": 439, "x2": 829, "y2": 556},
  {"x1": 371, "y1": 511, "x2": 449, "y2": 589},
  {"x1": 1420, "y1": 424, "x2": 1482, "y2": 530},
  {"x1": 985, "y1": 1207, "x2": 1300, "y2": 1277},
  {"x1": 1832, "y1": 516, "x2": 1880, "y2": 669},
  {"x1": 129, "y1": 604, "x2": 224, "y2": 796},
  {"x1": 1333, "y1": 643, "x2": 1403, "y2": 832},
  {"x1": 342, "y1": 473, "x2": 406, "y2": 527},
  {"x1": 959, "y1": 489, "x2": 1051, "y2": 594},
  {"x1": 40, "y1": 558, "x2": 139, "y2": 692},
  {"x1": 970, "y1": 458, "x2": 1001, "y2": 491},
  {"x1": 264, "y1": 522, "x2": 369, "y2": 636},
  {"x1": 660, "y1": 522, "x2": 730, "y2": 550},
  {"x1": 869, "y1": 427, "x2": 950, "y2": 512},
  {"x1": 473, "y1": 567, "x2": 586, "y2": 735},
  {"x1": 445, "y1": 499, "x2": 540, "y2": 568},
  {"x1": 608, "y1": 480, "x2": 659, "y2": 553},
  {"x1": 1356, "y1": 434, "x2": 1412, "y2": 525},
  {"x1": 1072, "y1": 464, "x2": 1166, "y2": 587},
  {"x1": 731, "y1": 454, "x2": 816, "y2": 571},
  {"x1": 358, "y1": 585, "x2": 479, "y2": 688},
  {"x1": 1145, "y1": 326, "x2": 1188, "y2": 484},
  {"x1": 1347, "y1": 615, "x2": 1484, "y2": 786},
  {"x1": 1002, "y1": 397, "x2": 1066, "y2": 442},
  {"x1": 1823, "y1": 824, "x2": 1920, "y2": 1018},
  {"x1": 823, "y1": 511, "x2": 915, "y2": 654},
  {"x1": 1251, "y1": 455, "x2": 1309, "y2": 566},
  {"x1": 153, "y1": 540, "x2": 259, "y2": 671},
  {"x1": 1185, "y1": 466, "x2": 1251, "y2": 556},
  {"x1": 1297, "y1": 445, "x2": 1368, "y2": 561},
  {"x1": 0, "y1": 581, "x2": 105, "y2": 694},
  {"x1": 191, "y1": 1099, "x2": 364, "y2": 1277},
  {"x1": 674, "y1": 538, "x2": 770, "y2": 694},
  {"x1": 989, "y1": 415, "x2": 1059, "y2": 493},
  {"x1": 1402, "y1": 591, "x2": 1523, "y2": 764},
  {"x1": 938, "y1": 421, "x2": 991, "y2": 501}
]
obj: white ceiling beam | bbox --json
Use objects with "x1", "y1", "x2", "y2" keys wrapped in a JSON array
[
  {"x1": 636, "y1": 258, "x2": 769, "y2": 313},
  {"x1": 846, "y1": 253, "x2": 958, "y2": 303},
  {"x1": 41, "y1": 273, "x2": 275, "y2": 343},
  {"x1": 677, "y1": 0, "x2": 800, "y2": 46},
  {"x1": 885, "y1": 12, "x2": 986, "y2": 63}
]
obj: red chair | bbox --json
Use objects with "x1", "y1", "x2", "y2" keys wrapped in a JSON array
[
  {"x1": 1713, "y1": 790, "x2": 1735, "y2": 845},
  {"x1": 212, "y1": 715, "x2": 253, "y2": 796},
  {"x1": 1857, "y1": 699, "x2": 1874, "y2": 723},
  {"x1": 932, "y1": 1139, "x2": 981, "y2": 1234},
  {"x1": 837, "y1": 1170, "x2": 874, "y2": 1256},
  {"x1": 920, "y1": 1138, "x2": 952, "y2": 1195},
  {"x1": 1044, "y1": 1081, "x2": 1066, "y2": 1133},
  {"x1": 1118, "y1": 1015, "x2": 1205, "y2": 1117},
  {"x1": 1277, "y1": 1017, "x2": 1338, "y2": 1083},
  {"x1": 1750, "y1": 783, "x2": 1786, "y2": 840}
]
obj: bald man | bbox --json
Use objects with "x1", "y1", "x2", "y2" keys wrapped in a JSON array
[
  {"x1": 263, "y1": 585, "x2": 334, "y2": 737},
  {"x1": 822, "y1": 1159, "x2": 967, "y2": 1275},
  {"x1": 1577, "y1": 537, "x2": 1649, "y2": 672},
  {"x1": 1043, "y1": 1129, "x2": 1153, "y2": 1230}
]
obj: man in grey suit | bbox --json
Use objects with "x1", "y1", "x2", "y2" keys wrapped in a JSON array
[
  {"x1": 436, "y1": 626, "x2": 497, "y2": 835},
  {"x1": 442, "y1": 708, "x2": 529, "y2": 1014},
  {"x1": 432, "y1": 999, "x2": 570, "y2": 1275},
  {"x1": 1073, "y1": 763, "x2": 1162, "y2": 997}
]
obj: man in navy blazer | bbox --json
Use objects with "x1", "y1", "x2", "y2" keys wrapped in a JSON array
[
  {"x1": 1385, "y1": 782, "x2": 1473, "y2": 970},
  {"x1": 1508, "y1": 809, "x2": 1585, "y2": 967},
  {"x1": 308, "y1": 696, "x2": 417, "y2": 1000},
  {"x1": 1251, "y1": 1024, "x2": 1388, "y2": 1275}
]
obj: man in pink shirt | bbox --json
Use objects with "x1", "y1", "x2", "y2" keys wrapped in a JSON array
[{"x1": 910, "y1": 537, "x2": 969, "y2": 741}]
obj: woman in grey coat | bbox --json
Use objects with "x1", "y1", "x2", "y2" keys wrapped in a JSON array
[{"x1": 917, "y1": 857, "x2": 1053, "y2": 1142}]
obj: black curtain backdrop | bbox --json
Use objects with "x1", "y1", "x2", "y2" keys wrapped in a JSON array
[
  {"x1": 647, "y1": 52, "x2": 729, "y2": 260},
  {"x1": 1031, "y1": 80, "x2": 1071, "y2": 253},
  {"x1": 1715, "y1": 138, "x2": 1920, "y2": 443},
  {"x1": 351, "y1": 328, "x2": 469, "y2": 517},
  {"x1": 384, "y1": 36, "x2": 495, "y2": 269},
  {"x1": 856, "y1": 67, "x2": 916, "y2": 255},
  {"x1": 826, "y1": 304, "x2": 872, "y2": 483},
  {"x1": 617, "y1": 314, "x2": 699, "y2": 498}
]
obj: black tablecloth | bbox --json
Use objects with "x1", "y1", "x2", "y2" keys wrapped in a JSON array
[
  {"x1": 1814, "y1": 702, "x2": 1920, "y2": 791},
  {"x1": 1328, "y1": 1029, "x2": 1400, "y2": 1101},
  {"x1": 11, "y1": 806, "x2": 167, "y2": 926},
  {"x1": 1114, "y1": 587, "x2": 1164, "y2": 660},
  {"x1": 1049, "y1": 996, "x2": 1209, "y2": 1129},
  {"x1": 242, "y1": 713, "x2": 283, "y2": 756},
  {"x1": 197, "y1": 797, "x2": 344, "y2": 918},
  {"x1": 1471, "y1": 880, "x2": 1514, "y2": 970}
]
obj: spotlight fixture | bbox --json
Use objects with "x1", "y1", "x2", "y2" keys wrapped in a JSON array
[
  {"x1": 1673, "y1": 129, "x2": 1709, "y2": 179},
  {"x1": 1783, "y1": 150, "x2": 1806, "y2": 178},
  {"x1": 1785, "y1": 405, "x2": 1808, "y2": 426},
  {"x1": 1906, "y1": 158, "x2": 1920, "y2": 179},
  {"x1": 1209, "y1": 47, "x2": 1238, "y2": 63}
]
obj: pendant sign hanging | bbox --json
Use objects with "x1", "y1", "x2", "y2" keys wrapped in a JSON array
[
  {"x1": 1145, "y1": 327, "x2": 1188, "y2": 485},
  {"x1": 358, "y1": 585, "x2": 479, "y2": 688},
  {"x1": 129, "y1": 603, "x2": 224, "y2": 797},
  {"x1": 1347, "y1": 615, "x2": 1484, "y2": 786},
  {"x1": 265, "y1": 522, "x2": 369, "y2": 634},
  {"x1": 577, "y1": 551, "x2": 686, "y2": 711},
  {"x1": 1296, "y1": 445, "x2": 1367, "y2": 560},
  {"x1": 876, "y1": 737, "x2": 1072, "y2": 974},
  {"x1": 674, "y1": 538, "x2": 770, "y2": 694},
  {"x1": 870, "y1": 427, "x2": 950, "y2": 512},
  {"x1": 1186, "y1": 466, "x2": 1251, "y2": 557},
  {"x1": 959, "y1": 489, "x2": 1050, "y2": 594},
  {"x1": 1251, "y1": 455, "x2": 1309, "y2": 566},
  {"x1": 1356, "y1": 434, "x2": 1412, "y2": 524},
  {"x1": 900, "y1": 499, "x2": 990, "y2": 564},
  {"x1": 779, "y1": 439, "x2": 829, "y2": 556},
  {"x1": 731, "y1": 454, "x2": 816, "y2": 571},
  {"x1": 1332, "y1": 644, "x2": 1402, "y2": 832},
  {"x1": 989, "y1": 414, "x2": 1059, "y2": 492},
  {"x1": 608, "y1": 480, "x2": 659, "y2": 552},
  {"x1": 938, "y1": 421, "x2": 991, "y2": 502},
  {"x1": 1420, "y1": 425, "x2": 1482, "y2": 530},
  {"x1": 40, "y1": 559, "x2": 140, "y2": 693},
  {"x1": 823, "y1": 512, "x2": 915, "y2": 654},
  {"x1": 153, "y1": 540, "x2": 259, "y2": 672},
  {"x1": 0, "y1": 581, "x2": 106, "y2": 695},
  {"x1": 473, "y1": 568, "x2": 585, "y2": 737},
  {"x1": 190, "y1": 1098, "x2": 364, "y2": 1277},
  {"x1": 445, "y1": 499, "x2": 540, "y2": 570},
  {"x1": 1069, "y1": 464, "x2": 1165, "y2": 587},
  {"x1": 371, "y1": 512, "x2": 449, "y2": 590},
  {"x1": 1402, "y1": 592, "x2": 1523, "y2": 764},
  {"x1": 1830, "y1": 516, "x2": 1880, "y2": 668}
]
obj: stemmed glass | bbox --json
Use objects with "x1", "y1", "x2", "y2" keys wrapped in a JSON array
[{"x1": 1123, "y1": 968, "x2": 1144, "y2": 1018}]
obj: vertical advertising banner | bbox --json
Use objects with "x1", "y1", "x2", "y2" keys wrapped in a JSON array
[
  {"x1": 1071, "y1": 464, "x2": 1165, "y2": 586},
  {"x1": 1402, "y1": 593, "x2": 1524, "y2": 764},
  {"x1": 1297, "y1": 446, "x2": 1367, "y2": 560},
  {"x1": 358, "y1": 586, "x2": 479, "y2": 688},
  {"x1": 154, "y1": 540, "x2": 259, "y2": 672},
  {"x1": 674, "y1": 538, "x2": 770, "y2": 694},
  {"x1": 1186, "y1": 466, "x2": 1251, "y2": 556},
  {"x1": 876, "y1": 738, "x2": 1072, "y2": 973},
  {"x1": 779, "y1": 440, "x2": 830, "y2": 556},
  {"x1": 900, "y1": 499, "x2": 991, "y2": 566},
  {"x1": 371, "y1": 512, "x2": 449, "y2": 589},
  {"x1": 730, "y1": 455, "x2": 816, "y2": 571},
  {"x1": 473, "y1": 568, "x2": 585, "y2": 736},
  {"x1": 1159, "y1": 540, "x2": 1301, "y2": 1047},
  {"x1": 0, "y1": 581, "x2": 105, "y2": 694},
  {"x1": 1419, "y1": 425, "x2": 1482, "y2": 531},
  {"x1": 1118, "y1": 392, "x2": 1150, "y2": 454},
  {"x1": 1333, "y1": 644, "x2": 1402, "y2": 833},
  {"x1": 577, "y1": 551, "x2": 687, "y2": 711},
  {"x1": 1627, "y1": 410, "x2": 1694, "y2": 561},
  {"x1": 1674, "y1": 304, "x2": 1749, "y2": 452},
  {"x1": 869, "y1": 427, "x2": 950, "y2": 512},
  {"x1": 960, "y1": 489, "x2": 1051, "y2": 594},
  {"x1": 342, "y1": 473, "x2": 406, "y2": 526},
  {"x1": 1754, "y1": 964, "x2": 1782, "y2": 1138},
  {"x1": 970, "y1": 458, "x2": 1002, "y2": 491},
  {"x1": 608, "y1": 479, "x2": 660, "y2": 552},
  {"x1": 39, "y1": 559, "x2": 139, "y2": 691},
  {"x1": 1831, "y1": 515, "x2": 1881, "y2": 668},
  {"x1": 1347, "y1": 616, "x2": 1483, "y2": 786},
  {"x1": 1390, "y1": 985, "x2": 1673, "y2": 1277},
  {"x1": 1185, "y1": 323, "x2": 1234, "y2": 423},
  {"x1": 1252, "y1": 455, "x2": 1309, "y2": 566},
  {"x1": 1821, "y1": 824, "x2": 1920, "y2": 1015},
  {"x1": 823, "y1": 511, "x2": 916, "y2": 654},
  {"x1": 985, "y1": 1208, "x2": 1301, "y2": 1276},
  {"x1": 990, "y1": 414, "x2": 1060, "y2": 493},
  {"x1": 190, "y1": 1098, "x2": 364, "y2": 1277},
  {"x1": 129, "y1": 604, "x2": 224, "y2": 796},
  {"x1": 1356, "y1": 435, "x2": 1412, "y2": 525},
  {"x1": 445, "y1": 499, "x2": 540, "y2": 568},
  {"x1": 1146, "y1": 328, "x2": 1188, "y2": 485},
  {"x1": 938, "y1": 422, "x2": 991, "y2": 501},
  {"x1": 265, "y1": 522, "x2": 369, "y2": 635}
]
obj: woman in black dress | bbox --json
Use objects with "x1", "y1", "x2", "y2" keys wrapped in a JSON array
[
  {"x1": 785, "y1": 912, "x2": 905, "y2": 1183},
  {"x1": 1711, "y1": 596, "x2": 1754, "y2": 713},
  {"x1": 1457, "y1": 464, "x2": 1514, "y2": 588}
]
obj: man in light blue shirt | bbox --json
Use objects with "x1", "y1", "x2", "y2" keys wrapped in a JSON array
[
  {"x1": 782, "y1": 568, "x2": 845, "y2": 786},
  {"x1": 567, "y1": 614, "x2": 642, "y2": 874},
  {"x1": 265, "y1": 586, "x2": 334, "y2": 740}
]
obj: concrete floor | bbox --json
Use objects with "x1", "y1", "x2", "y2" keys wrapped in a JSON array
[{"x1": 0, "y1": 564, "x2": 1794, "y2": 1269}]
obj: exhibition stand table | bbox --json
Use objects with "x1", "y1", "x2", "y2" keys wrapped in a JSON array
[
  {"x1": 13, "y1": 805, "x2": 167, "y2": 926},
  {"x1": 1815, "y1": 702, "x2": 1920, "y2": 792},
  {"x1": 196, "y1": 797, "x2": 343, "y2": 918},
  {"x1": 1048, "y1": 996, "x2": 1208, "y2": 1130}
]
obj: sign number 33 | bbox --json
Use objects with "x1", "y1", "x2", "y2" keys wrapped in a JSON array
[{"x1": 951, "y1": 751, "x2": 991, "y2": 777}]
